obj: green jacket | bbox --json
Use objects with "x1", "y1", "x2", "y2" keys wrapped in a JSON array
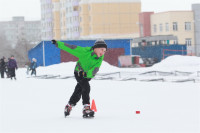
[{"x1": 57, "y1": 41, "x2": 104, "y2": 78}]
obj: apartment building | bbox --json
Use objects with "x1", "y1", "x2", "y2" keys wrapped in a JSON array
[
  {"x1": 79, "y1": 0, "x2": 141, "y2": 38},
  {"x1": 66, "y1": 0, "x2": 80, "y2": 39},
  {"x1": 0, "y1": 17, "x2": 41, "y2": 46},
  {"x1": 57, "y1": 0, "x2": 80, "y2": 39},
  {"x1": 151, "y1": 11, "x2": 195, "y2": 46},
  {"x1": 49, "y1": 0, "x2": 141, "y2": 39},
  {"x1": 52, "y1": 0, "x2": 61, "y2": 39},
  {"x1": 192, "y1": 4, "x2": 200, "y2": 56},
  {"x1": 41, "y1": 0, "x2": 53, "y2": 40}
]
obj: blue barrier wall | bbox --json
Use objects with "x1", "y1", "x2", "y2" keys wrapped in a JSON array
[
  {"x1": 131, "y1": 45, "x2": 187, "y2": 61},
  {"x1": 28, "y1": 42, "x2": 44, "y2": 66},
  {"x1": 44, "y1": 41, "x2": 60, "y2": 66},
  {"x1": 28, "y1": 41, "x2": 60, "y2": 66},
  {"x1": 58, "y1": 39, "x2": 131, "y2": 55},
  {"x1": 28, "y1": 39, "x2": 131, "y2": 66}
]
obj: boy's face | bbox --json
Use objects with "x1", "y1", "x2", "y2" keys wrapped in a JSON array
[{"x1": 94, "y1": 48, "x2": 107, "y2": 57}]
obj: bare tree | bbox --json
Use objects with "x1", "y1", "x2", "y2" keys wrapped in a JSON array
[
  {"x1": 13, "y1": 37, "x2": 35, "y2": 67},
  {"x1": 0, "y1": 28, "x2": 13, "y2": 58},
  {"x1": 0, "y1": 26, "x2": 38, "y2": 67}
]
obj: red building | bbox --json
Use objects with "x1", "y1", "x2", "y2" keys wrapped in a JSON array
[{"x1": 139, "y1": 12, "x2": 154, "y2": 37}]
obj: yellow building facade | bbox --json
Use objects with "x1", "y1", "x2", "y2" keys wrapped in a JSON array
[
  {"x1": 51, "y1": 0, "x2": 141, "y2": 39},
  {"x1": 79, "y1": 0, "x2": 141, "y2": 38},
  {"x1": 59, "y1": 0, "x2": 67, "y2": 40},
  {"x1": 52, "y1": 0, "x2": 61, "y2": 40},
  {"x1": 151, "y1": 11, "x2": 195, "y2": 46}
]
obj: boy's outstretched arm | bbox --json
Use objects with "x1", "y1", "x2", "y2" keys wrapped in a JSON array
[{"x1": 52, "y1": 40, "x2": 84, "y2": 58}]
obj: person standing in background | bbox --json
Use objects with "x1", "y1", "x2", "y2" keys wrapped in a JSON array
[
  {"x1": 0, "y1": 56, "x2": 6, "y2": 78},
  {"x1": 30, "y1": 58, "x2": 37, "y2": 76},
  {"x1": 8, "y1": 55, "x2": 18, "y2": 80}
]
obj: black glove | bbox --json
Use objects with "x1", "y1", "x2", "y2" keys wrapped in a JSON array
[
  {"x1": 51, "y1": 40, "x2": 58, "y2": 47},
  {"x1": 78, "y1": 71, "x2": 87, "y2": 78},
  {"x1": 51, "y1": 40, "x2": 56, "y2": 44}
]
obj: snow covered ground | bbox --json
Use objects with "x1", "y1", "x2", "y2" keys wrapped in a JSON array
[{"x1": 0, "y1": 55, "x2": 200, "y2": 133}]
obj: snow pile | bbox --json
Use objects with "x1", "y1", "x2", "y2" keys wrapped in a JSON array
[
  {"x1": 24, "y1": 55, "x2": 200, "y2": 77},
  {"x1": 37, "y1": 62, "x2": 76, "y2": 75},
  {"x1": 152, "y1": 55, "x2": 200, "y2": 71},
  {"x1": 34, "y1": 61, "x2": 120, "y2": 76},
  {"x1": 99, "y1": 61, "x2": 121, "y2": 73}
]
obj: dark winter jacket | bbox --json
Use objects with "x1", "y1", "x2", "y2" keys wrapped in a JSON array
[
  {"x1": 8, "y1": 59, "x2": 17, "y2": 69},
  {"x1": 30, "y1": 61, "x2": 37, "y2": 69},
  {"x1": 0, "y1": 58, "x2": 5, "y2": 70}
]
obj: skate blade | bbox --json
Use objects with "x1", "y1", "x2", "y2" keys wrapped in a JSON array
[
  {"x1": 83, "y1": 115, "x2": 94, "y2": 118},
  {"x1": 64, "y1": 112, "x2": 70, "y2": 118},
  {"x1": 83, "y1": 112, "x2": 95, "y2": 118}
]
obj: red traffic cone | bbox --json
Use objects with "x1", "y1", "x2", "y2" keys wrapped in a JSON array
[{"x1": 91, "y1": 99, "x2": 97, "y2": 112}]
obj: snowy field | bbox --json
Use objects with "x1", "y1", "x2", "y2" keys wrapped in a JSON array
[{"x1": 0, "y1": 55, "x2": 200, "y2": 133}]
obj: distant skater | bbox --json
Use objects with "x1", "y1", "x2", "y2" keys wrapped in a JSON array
[{"x1": 30, "y1": 58, "x2": 37, "y2": 76}]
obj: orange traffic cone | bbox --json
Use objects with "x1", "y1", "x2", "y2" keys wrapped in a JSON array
[{"x1": 91, "y1": 99, "x2": 97, "y2": 112}]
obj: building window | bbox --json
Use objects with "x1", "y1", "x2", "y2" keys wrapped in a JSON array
[
  {"x1": 185, "y1": 22, "x2": 191, "y2": 31},
  {"x1": 80, "y1": 27, "x2": 82, "y2": 33},
  {"x1": 89, "y1": 26, "x2": 92, "y2": 32},
  {"x1": 73, "y1": 6, "x2": 79, "y2": 11},
  {"x1": 153, "y1": 24, "x2": 157, "y2": 33},
  {"x1": 66, "y1": 8, "x2": 68, "y2": 13},
  {"x1": 173, "y1": 22, "x2": 178, "y2": 31},
  {"x1": 159, "y1": 24, "x2": 163, "y2": 32},
  {"x1": 165, "y1": 23, "x2": 169, "y2": 32},
  {"x1": 70, "y1": 17, "x2": 72, "y2": 23},
  {"x1": 185, "y1": 38, "x2": 192, "y2": 46}
]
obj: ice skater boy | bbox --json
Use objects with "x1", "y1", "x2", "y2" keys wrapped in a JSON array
[{"x1": 51, "y1": 39, "x2": 107, "y2": 117}]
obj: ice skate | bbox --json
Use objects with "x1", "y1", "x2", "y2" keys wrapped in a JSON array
[
  {"x1": 82, "y1": 104, "x2": 94, "y2": 118},
  {"x1": 64, "y1": 104, "x2": 73, "y2": 117}
]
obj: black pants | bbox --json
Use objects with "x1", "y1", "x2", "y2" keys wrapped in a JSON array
[
  {"x1": 69, "y1": 72, "x2": 91, "y2": 106},
  {"x1": 0, "y1": 68, "x2": 5, "y2": 78},
  {"x1": 31, "y1": 69, "x2": 36, "y2": 76},
  {"x1": 9, "y1": 68, "x2": 16, "y2": 78}
]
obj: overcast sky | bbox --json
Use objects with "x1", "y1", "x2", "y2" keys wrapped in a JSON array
[{"x1": 0, "y1": 0, "x2": 199, "y2": 21}]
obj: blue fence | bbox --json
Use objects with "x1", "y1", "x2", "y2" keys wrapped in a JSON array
[
  {"x1": 131, "y1": 45, "x2": 187, "y2": 61},
  {"x1": 28, "y1": 39, "x2": 131, "y2": 66}
]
